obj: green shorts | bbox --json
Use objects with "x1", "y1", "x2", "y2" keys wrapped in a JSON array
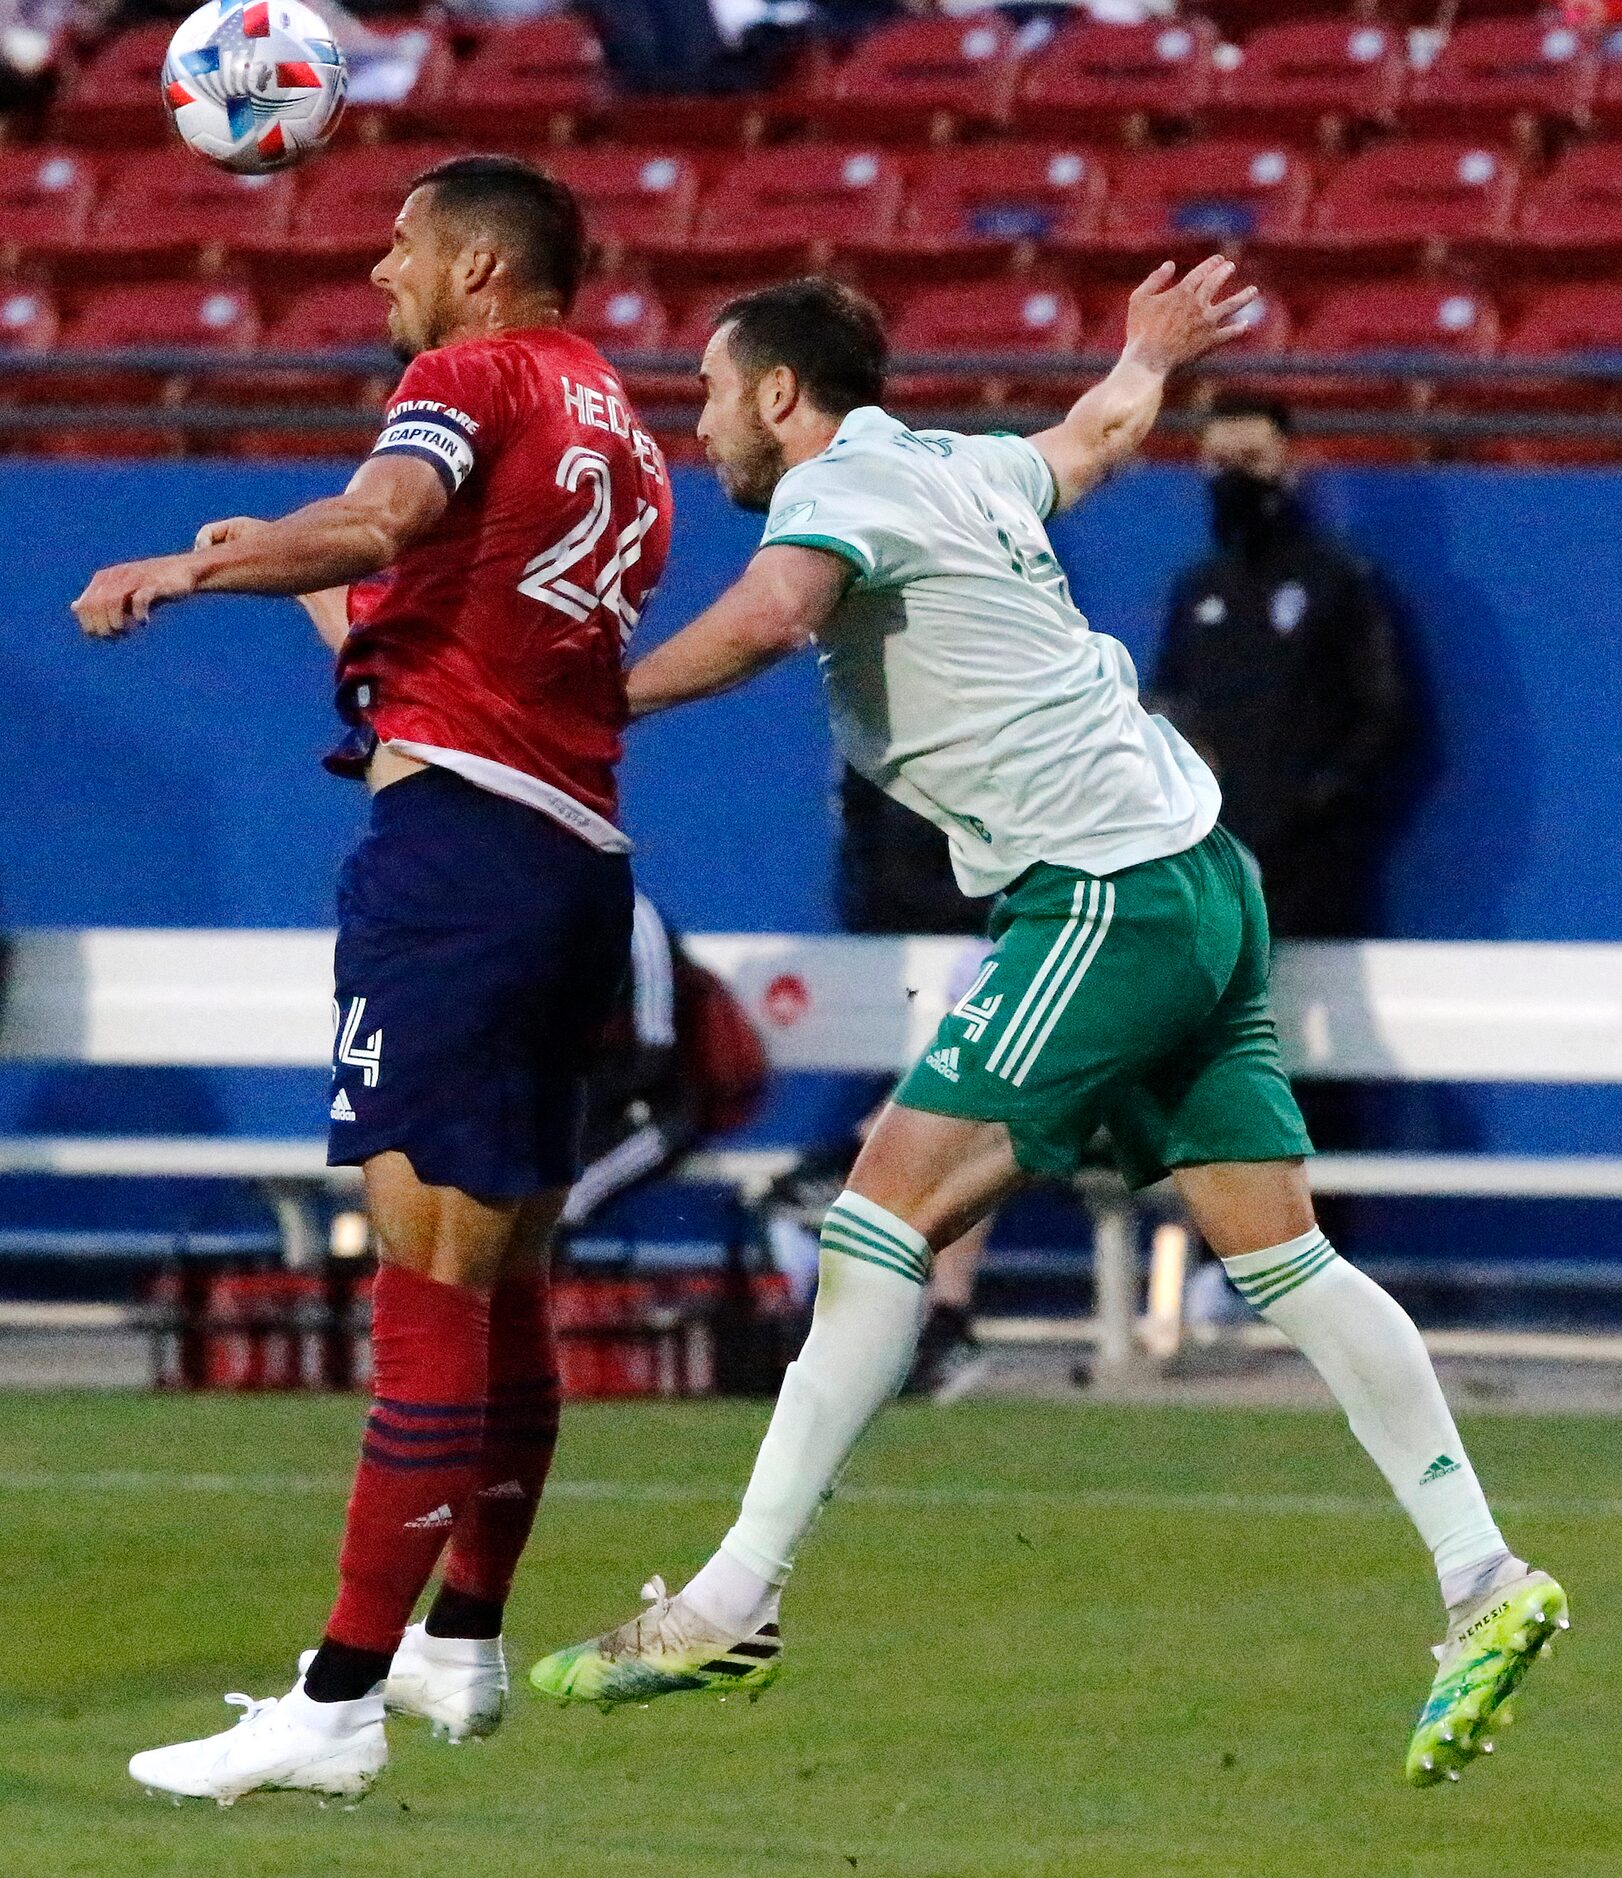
[{"x1": 893, "y1": 823, "x2": 1313, "y2": 1188}]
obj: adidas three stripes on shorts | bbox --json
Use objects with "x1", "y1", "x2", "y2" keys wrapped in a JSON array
[{"x1": 892, "y1": 823, "x2": 1313, "y2": 1187}]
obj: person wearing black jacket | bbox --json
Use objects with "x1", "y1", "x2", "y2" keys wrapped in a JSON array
[{"x1": 1153, "y1": 394, "x2": 1413, "y2": 940}]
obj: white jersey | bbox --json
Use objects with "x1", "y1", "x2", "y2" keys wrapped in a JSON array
[{"x1": 758, "y1": 405, "x2": 1222, "y2": 898}]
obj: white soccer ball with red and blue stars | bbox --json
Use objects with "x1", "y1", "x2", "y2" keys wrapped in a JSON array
[{"x1": 163, "y1": 0, "x2": 346, "y2": 174}]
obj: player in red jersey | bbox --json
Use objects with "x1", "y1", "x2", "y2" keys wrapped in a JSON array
[{"x1": 73, "y1": 156, "x2": 672, "y2": 1804}]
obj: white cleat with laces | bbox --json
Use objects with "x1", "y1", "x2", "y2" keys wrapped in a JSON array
[
  {"x1": 127, "y1": 1661, "x2": 387, "y2": 1806},
  {"x1": 385, "y1": 1623, "x2": 507, "y2": 1742}
]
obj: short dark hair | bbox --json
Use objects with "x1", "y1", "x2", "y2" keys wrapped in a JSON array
[
  {"x1": 411, "y1": 154, "x2": 587, "y2": 312},
  {"x1": 1205, "y1": 389, "x2": 1294, "y2": 436},
  {"x1": 716, "y1": 278, "x2": 887, "y2": 416}
]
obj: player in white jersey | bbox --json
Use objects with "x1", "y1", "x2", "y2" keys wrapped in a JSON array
[{"x1": 531, "y1": 262, "x2": 1566, "y2": 1784}]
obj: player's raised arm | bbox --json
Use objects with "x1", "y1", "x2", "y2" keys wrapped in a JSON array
[
  {"x1": 1032, "y1": 257, "x2": 1259, "y2": 515},
  {"x1": 625, "y1": 543, "x2": 852, "y2": 719}
]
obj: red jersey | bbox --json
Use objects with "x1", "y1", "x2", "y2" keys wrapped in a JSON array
[{"x1": 331, "y1": 325, "x2": 672, "y2": 847}]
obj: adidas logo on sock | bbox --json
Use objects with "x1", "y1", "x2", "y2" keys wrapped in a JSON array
[
  {"x1": 1421, "y1": 1454, "x2": 1461, "y2": 1484},
  {"x1": 404, "y1": 1502, "x2": 454, "y2": 1531},
  {"x1": 330, "y1": 1088, "x2": 357, "y2": 1122},
  {"x1": 478, "y1": 1479, "x2": 528, "y2": 1501},
  {"x1": 926, "y1": 1046, "x2": 961, "y2": 1083}
]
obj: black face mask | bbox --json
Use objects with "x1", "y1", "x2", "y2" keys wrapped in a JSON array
[{"x1": 1207, "y1": 467, "x2": 1298, "y2": 550}]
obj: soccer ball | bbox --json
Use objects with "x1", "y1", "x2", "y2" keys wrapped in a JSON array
[{"x1": 163, "y1": 0, "x2": 346, "y2": 175}]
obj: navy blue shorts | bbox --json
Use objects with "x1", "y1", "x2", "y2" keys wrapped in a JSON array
[{"x1": 327, "y1": 767, "x2": 634, "y2": 1200}]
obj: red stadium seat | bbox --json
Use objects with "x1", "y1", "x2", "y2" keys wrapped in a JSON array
[
  {"x1": 1496, "y1": 283, "x2": 1622, "y2": 410},
  {"x1": 0, "y1": 284, "x2": 61, "y2": 449},
  {"x1": 544, "y1": 148, "x2": 700, "y2": 263},
  {"x1": 0, "y1": 284, "x2": 59, "y2": 353},
  {"x1": 265, "y1": 142, "x2": 458, "y2": 274},
  {"x1": 1209, "y1": 21, "x2": 1407, "y2": 141},
  {"x1": 889, "y1": 280, "x2": 1085, "y2": 414},
  {"x1": 1093, "y1": 141, "x2": 1314, "y2": 266},
  {"x1": 0, "y1": 149, "x2": 99, "y2": 266},
  {"x1": 73, "y1": 148, "x2": 293, "y2": 274},
  {"x1": 811, "y1": 14, "x2": 1026, "y2": 138},
  {"x1": 573, "y1": 282, "x2": 674, "y2": 408},
  {"x1": 1015, "y1": 20, "x2": 1217, "y2": 138},
  {"x1": 681, "y1": 146, "x2": 903, "y2": 276},
  {"x1": 891, "y1": 144, "x2": 1106, "y2": 269},
  {"x1": 49, "y1": 23, "x2": 176, "y2": 145},
  {"x1": 45, "y1": 282, "x2": 262, "y2": 456},
  {"x1": 59, "y1": 279, "x2": 261, "y2": 357},
  {"x1": 1204, "y1": 0, "x2": 1354, "y2": 29},
  {"x1": 1516, "y1": 142, "x2": 1622, "y2": 266},
  {"x1": 226, "y1": 283, "x2": 391, "y2": 460},
  {"x1": 1592, "y1": 28, "x2": 1622, "y2": 131},
  {"x1": 1260, "y1": 139, "x2": 1522, "y2": 273},
  {"x1": 1404, "y1": 19, "x2": 1599, "y2": 136},
  {"x1": 1292, "y1": 282, "x2": 1499, "y2": 407},
  {"x1": 255, "y1": 281, "x2": 389, "y2": 392},
  {"x1": 572, "y1": 281, "x2": 670, "y2": 354},
  {"x1": 406, "y1": 15, "x2": 608, "y2": 140}
]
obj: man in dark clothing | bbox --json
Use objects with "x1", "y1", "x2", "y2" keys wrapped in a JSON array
[
  {"x1": 1153, "y1": 393, "x2": 1413, "y2": 940},
  {"x1": 837, "y1": 767, "x2": 994, "y2": 936}
]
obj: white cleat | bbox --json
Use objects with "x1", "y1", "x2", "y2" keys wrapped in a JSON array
[
  {"x1": 128, "y1": 1661, "x2": 386, "y2": 1806},
  {"x1": 385, "y1": 1624, "x2": 507, "y2": 1742}
]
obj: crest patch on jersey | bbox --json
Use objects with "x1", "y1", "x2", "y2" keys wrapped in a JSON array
[{"x1": 769, "y1": 499, "x2": 819, "y2": 536}]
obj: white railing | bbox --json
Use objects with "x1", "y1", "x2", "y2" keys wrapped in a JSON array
[{"x1": 2, "y1": 929, "x2": 1620, "y2": 1371}]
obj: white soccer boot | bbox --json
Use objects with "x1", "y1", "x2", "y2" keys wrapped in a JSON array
[
  {"x1": 385, "y1": 1623, "x2": 507, "y2": 1742},
  {"x1": 128, "y1": 1661, "x2": 386, "y2": 1806}
]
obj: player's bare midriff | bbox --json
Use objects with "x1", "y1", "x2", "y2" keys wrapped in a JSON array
[{"x1": 366, "y1": 744, "x2": 429, "y2": 794}]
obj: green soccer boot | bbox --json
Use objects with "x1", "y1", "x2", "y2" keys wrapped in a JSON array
[
  {"x1": 1406, "y1": 1566, "x2": 1569, "y2": 1787},
  {"x1": 529, "y1": 1577, "x2": 782, "y2": 1708}
]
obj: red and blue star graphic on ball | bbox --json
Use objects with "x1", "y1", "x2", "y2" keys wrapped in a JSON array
[{"x1": 165, "y1": 2, "x2": 340, "y2": 163}]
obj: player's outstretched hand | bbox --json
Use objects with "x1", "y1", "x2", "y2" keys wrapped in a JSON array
[
  {"x1": 72, "y1": 553, "x2": 199, "y2": 639},
  {"x1": 1122, "y1": 257, "x2": 1259, "y2": 375},
  {"x1": 194, "y1": 515, "x2": 266, "y2": 551}
]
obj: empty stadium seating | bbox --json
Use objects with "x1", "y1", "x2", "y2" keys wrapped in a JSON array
[
  {"x1": 0, "y1": 3, "x2": 1615, "y2": 461},
  {"x1": 545, "y1": 146, "x2": 701, "y2": 262},
  {"x1": 1092, "y1": 141, "x2": 1314, "y2": 266},
  {"x1": 682, "y1": 145, "x2": 905, "y2": 275},
  {"x1": 1261, "y1": 139, "x2": 1522, "y2": 272},
  {"x1": 1016, "y1": 21, "x2": 1219, "y2": 137},
  {"x1": 0, "y1": 150, "x2": 97, "y2": 267},
  {"x1": 268, "y1": 142, "x2": 455, "y2": 275},
  {"x1": 1403, "y1": 18, "x2": 1599, "y2": 136},
  {"x1": 885, "y1": 144, "x2": 1106, "y2": 270},
  {"x1": 42, "y1": 281, "x2": 262, "y2": 455},
  {"x1": 404, "y1": 16, "x2": 608, "y2": 140},
  {"x1": 889, "y1": 280, "x2": 1088, "y2": 412},
  {"x1": 1208, "y1": 21, "x2": 1407, "y2": 140},
  {"x1": 71, "y1": 149, "x2": 293, "y2": 278},
  {"x1": 48, "y1": 22, "x2": 174, "y2": 145},
  {"x1": 1517, "y1": 142, "x2": 1622, "y2": 266},
  {"x1": 1292, "y1": 282, "x2": 1501, "y2": 408},
  {"x1": 810, "y1": 14, "x2": 1026, "y2": 138}
]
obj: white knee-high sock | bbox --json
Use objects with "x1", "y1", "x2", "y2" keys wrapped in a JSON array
[
  {"x1": 1223, "y1": 1228, "x2": 1511, "y2": 1606},
  {"x1": 681, "y1": 1192, "x2": 930, "y2": 1634}
]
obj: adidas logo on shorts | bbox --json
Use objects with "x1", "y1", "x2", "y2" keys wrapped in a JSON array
[
  {"x1": 404, "y1": 1502, "x2": 454, "y2": 1531},
  {"x1": 330, "y1": 1088, "x2": 356, "y2": 1122},
  {"x1": 926, "y1": 1046, "x2": 962, "y2": 1083},
  {"x1": 478, "y1": 1479, "x2": 528, "y2": 1501}
]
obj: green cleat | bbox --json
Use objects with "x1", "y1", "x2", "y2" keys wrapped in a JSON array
[
  {"x1": 1406, "y1": 1567, "x2": 1569, "y2": 1787},
  {"x1": 529, "y1": 1577, "x2": 783, "y2": 1709}
]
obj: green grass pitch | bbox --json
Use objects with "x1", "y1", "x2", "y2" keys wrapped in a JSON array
[{"x1": 1, "y1": 1389, "x2": 1614, "y2": 1878}]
